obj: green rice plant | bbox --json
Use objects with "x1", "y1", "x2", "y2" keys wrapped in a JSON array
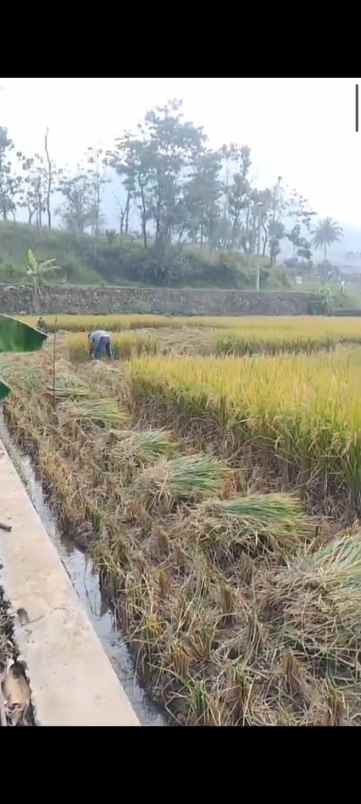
[
  {"x1": 130, "y1": 453, "x2": 231, "y2": 510},
  {"x1": 113, "y1": 429, "x2": 179, "y2": 466}
]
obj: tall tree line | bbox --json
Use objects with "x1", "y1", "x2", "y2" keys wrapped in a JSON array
[{"x1": 0, "y1": 99, "x2": 343, "y2": 263}]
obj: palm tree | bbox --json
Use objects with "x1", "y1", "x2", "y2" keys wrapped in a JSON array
[{"x1": 312, "y1": 218, "x2": 343, "y2": 261}]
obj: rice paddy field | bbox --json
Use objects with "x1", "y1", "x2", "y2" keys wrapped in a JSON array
[
  {"x1": 4, "y1": 313, "x2": 361, "y2": 725},
  {"x1": 20, "y1": 313, "x2": 361, "y2": 361}
]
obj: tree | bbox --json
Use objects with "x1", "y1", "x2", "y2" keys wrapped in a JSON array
[
  {"x1": 17, "y1": 156, "x2": 39, "y2": 224},
  {"x1": 44, "y1": 128, "x2": 53, "y2": 230},
  {"x1": 226, "y1": 146, "x2": 252, "y2": 250},
  {"x1": 220, "y1": 143, "x2": 243, "y2": 218},
  {"x1": 57, "y1": 169, "x2": 97, "y2": 234},
  {"x1": 18, "y1": 152, "x2": 48, "y2": 227},
  {"x1": 144, "y1": 99, "x2": 205, "y2": 251},
  {"x1": 107, "y1": 132, "x2": 153, "y2": 249},
  {"x1": 17, "y1": 135, "x2": 58, "y2": 229},
  {"x1": 287, "y1": 224, "x2": 312, "y2": 261},
  {"x1": 85, "y1": 146, "x2": 109, "y2": 237},
  {"x1": 0, "y1": 127, "x2": 18, "y2": 221},
  {"x1": 182, "y1": 148, "x2": 223, "y2": 246},
  {"x1": 268, "y1": 220, "x2": 285, "y2": 265},
  {"x1": 313, "y1": 217, "x2": 343, "y2": 261},
  {"x1": 108, "y1": 99, "x2": 205, "y2": 252}
]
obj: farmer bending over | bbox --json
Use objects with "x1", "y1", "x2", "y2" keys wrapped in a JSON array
[{"x1": 88, "y1": 330, "x2": 113, "y2": 360}]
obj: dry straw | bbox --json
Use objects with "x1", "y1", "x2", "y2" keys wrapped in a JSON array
[
  {"x1": 60, "y1": 397, "x2": 129, "y2": 429},
  {"x1": 186, "y1": 493, "x2": 314, "y2": 558}
]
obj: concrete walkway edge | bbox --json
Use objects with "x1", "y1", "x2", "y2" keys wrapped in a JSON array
[{"x1": 0, "y1": 439, "x2": 139, "y2": 726}]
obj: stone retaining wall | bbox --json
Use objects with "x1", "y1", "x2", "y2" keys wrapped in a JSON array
[{"x1": 0, "y1": 284, "x2": 321, "y2": 316}]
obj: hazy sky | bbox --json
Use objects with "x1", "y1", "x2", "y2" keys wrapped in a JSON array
[{"x1": 0, "y1": 77, "x2": 360, "y2": 226}]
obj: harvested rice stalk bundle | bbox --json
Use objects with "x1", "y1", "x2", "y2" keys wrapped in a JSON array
[
  {"x1": 46, "y1": 373, "x2": 90, "y2": 400},
  {"x1": 129, "y1": 453, "x2": 231, "y2": 512},
  {"x1": 188, "y1": 493, "x2": 314, "y2": 560},
  {"x1": 60, "y1": 398, "x2": 129, "y2": 429},
  {"x1": 267, "y1": 532, "x2": 361, "y2": 663},
  {"x1": 112, "y1": 429, "x2": 179, "y2": 471}
]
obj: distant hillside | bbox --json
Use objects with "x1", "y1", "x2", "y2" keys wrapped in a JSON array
[{"x1": 0, "y1": 222, "x2": 290, "y2": 290}]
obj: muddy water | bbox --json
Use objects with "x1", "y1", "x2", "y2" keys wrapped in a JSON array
[{"x1": 0, "y1": 414, "x2": 166, "y2": 726}]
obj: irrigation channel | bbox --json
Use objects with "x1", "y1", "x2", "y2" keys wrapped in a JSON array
[{"x1": 0, "y1": 412, "x2": 166, "y2": 727}]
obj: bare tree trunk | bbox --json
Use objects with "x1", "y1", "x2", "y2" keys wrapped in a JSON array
[
  {"x1": 125, "y1": 191, "x2": 131, "y2": 235},
  {"x1": 139, "y1": 183, "x2": 148, "y2": 249},
  {"x1": 119, "y1": 207, "x2": 125, "y2": 236},
  {"x1": 262, "y1": 221, "x2": 268, "y2": 257},
  {"x1": 94, "y1": 176, "x2": 101, "y2": 237},
  {"x1": 44, "y1": 128, "x2": 52, "y2": 230}
]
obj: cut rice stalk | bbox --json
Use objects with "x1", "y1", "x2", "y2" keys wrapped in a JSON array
[
  {"x1": 113, "y1": 429, "x2": 179, "y2": 466},
  {"x1": 268, "y1": 532, "x2": 361, "y2": 661},
  {"x1": 186, "y1": 493, "x2": 313, "y2": 558},
  {"x1": 130, "y1": 453, "x2": 231, "y2": 510},
  {"x1": 61, "y1": 397, "x2": 129, "y2": 429},
  {"x1": 46, "y1": 373, "x2": 90, "y2": 400}
]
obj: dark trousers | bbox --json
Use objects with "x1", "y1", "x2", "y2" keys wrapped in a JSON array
[{"x1": 94, "y1": 337, "x2": 112, "y2": 359}]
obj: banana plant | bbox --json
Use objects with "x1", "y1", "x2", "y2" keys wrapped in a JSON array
[
  {"x1": 26, "y1": 249, "x2": 62, "y2": 312},
  {"x1": 0, "y1": 315, "x2": 47, "y2": 401}
]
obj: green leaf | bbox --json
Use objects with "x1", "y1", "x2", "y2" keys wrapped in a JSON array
[
  {"x1": 39, "y1": 258, "x2": 57, "y2": 270},
  {"x1": 27, "y1": 248, "x2": 37, "y2": 272}
]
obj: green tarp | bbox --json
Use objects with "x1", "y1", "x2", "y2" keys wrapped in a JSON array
[
  {"x1": 0, "y1": 315, "x2": 47, "y2": 401},
  {"x1": 0, "y1": 315, "x2": 47, "y2": 354}
]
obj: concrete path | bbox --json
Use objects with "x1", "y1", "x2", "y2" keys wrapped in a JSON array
[{"x1": 0, "y1": 439, "x2": 139, "y2": 726}]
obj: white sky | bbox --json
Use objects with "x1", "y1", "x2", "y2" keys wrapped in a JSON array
[{"x1": 0, "y1": 77, "x2": 360, "y2": 226}]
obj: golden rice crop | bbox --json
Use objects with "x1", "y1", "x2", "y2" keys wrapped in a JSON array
[
  {"x1": 67, "y1": 332, "x2": 158, "y2": 362},
  {"x1": 216, "y1": 330, "x2": 337, "y2": 356},
  {"x1": 130, "y1": 349, "x2": 361, "y2": 511},
  {"x1": 18, "y1": 313, "x2": 361, "y2": 343},
  {"x1": 18, "y1": 313, "x2": 361, "y2": 360},
  {"x1": 20, "y1": 313, "x2": 238, "y2": 332}
]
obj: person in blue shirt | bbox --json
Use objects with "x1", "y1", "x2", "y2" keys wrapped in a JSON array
[{"x1": 88, "y1": 330, "x2": 113, "y2": 360}]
